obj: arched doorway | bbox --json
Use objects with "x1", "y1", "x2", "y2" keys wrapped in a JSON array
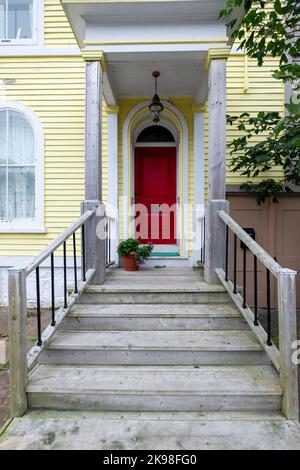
[
  {"x1": 134, "y1": 125, "x2": 177, "y2": 247},
  {"x1": 122, "y1": 100, "x2": 189, "y2": 258}
]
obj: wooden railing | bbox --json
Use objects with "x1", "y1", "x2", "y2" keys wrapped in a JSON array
[
  {"x1": 217, "y1": 209, "x2": 299, "y2": 420},
  {"x1": 8, "y1": 201, "x2": 108, "y2": 417}
]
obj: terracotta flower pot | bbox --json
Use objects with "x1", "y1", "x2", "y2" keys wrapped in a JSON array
[{"x1": 122, "y1": 253, "x2": 138, "y2": 271}]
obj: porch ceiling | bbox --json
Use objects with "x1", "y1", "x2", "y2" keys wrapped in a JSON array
[
  {"x1": 105, "y1": 51, "x2": 207, "y2": 102},
  {"x1": 61, "y1": 0, "x2": 227, "y2": 103}
]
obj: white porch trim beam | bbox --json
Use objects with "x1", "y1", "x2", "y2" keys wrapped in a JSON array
[
  {"x1": 103, "y1": 70, "x2": 117, "y2": 106},
  {"x1": 192, "y1": 105, "x2": 205, "y2": 266},
  {"x1": 107, "y1": 106, "x2": 119, "y2": 265}
]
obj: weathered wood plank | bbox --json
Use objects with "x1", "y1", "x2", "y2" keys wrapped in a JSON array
[
  {"x1": 277, "y1": 269, "x2": 299, "y2": 420},
  {"x1": 81, "y1": 200, "x2": 105, "y2": 285},
  {"x1": 208, "y1": 58, "x2": 227, "y2": 200},
  {"x1": 8, "y1": 268, "x2": 27, "y2": 417},
  {"x1": 204, "y1": 200, "x2": 229, "y2": 284},
  {"x1": 85, "y1": 60, "x2": 103, "y2": 200}
]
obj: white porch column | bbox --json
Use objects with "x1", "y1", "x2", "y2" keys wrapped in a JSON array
[
  {"x1": 107, "y1": 106, "x2": 119, "y2": 265},
  {"x1": 192, "y1": 105, "x2": 205, "y2": 266},
  {"x1": 205, "y1": 48, "x2": 230, "y2": 283},
  {"x1": 207, "y1": 48, "x2": 230, "y2": 200}
]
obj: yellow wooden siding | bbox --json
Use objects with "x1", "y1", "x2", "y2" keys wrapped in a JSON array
[
  {"x1": 204, "y1": 54, "x2": 284, "y2": 200},
  {"x1": 225, "y1": 55, "x2": 284, "y2": 186},
  {"x1": 44, "y1": 0, "x2": 78, "y2": 47},
  {"x1": 0, "y1": 57, "x2": 109, "y2": 256}
]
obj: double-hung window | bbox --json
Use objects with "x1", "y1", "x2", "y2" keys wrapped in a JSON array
[
  {"x1": 0, "y1": 0, "x2": 39, "y2": 45},
  {"x1": 0, "y1": 104, "x2": 44, "y2": 232}
]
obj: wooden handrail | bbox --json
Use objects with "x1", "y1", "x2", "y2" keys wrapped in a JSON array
[
  {"x1": 218, "y1": 209, "x2": 283, "y2": 277},
  {"x1": 217, "y1": 206, "x2": 298, "y2": 420},
  {"x1": 25, "y1": 210, "x2": 95, "y2": 276}
]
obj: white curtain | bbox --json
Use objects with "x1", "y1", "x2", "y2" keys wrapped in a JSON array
[
  {"x1": 0, "y1": 109, "x2": 35, "y2": 221},
  {"x1": 7, "y1": 0, "x2": 33, "y2": 39}
]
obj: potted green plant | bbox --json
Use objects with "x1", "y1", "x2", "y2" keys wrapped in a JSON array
[{"x1": 117, "y1": 238, "x2": 153, "y2": 271}]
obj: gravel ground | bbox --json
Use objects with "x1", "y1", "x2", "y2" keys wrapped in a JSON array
[{"x1": 0, "y1": 307, "x2": 50, "y2": 429}]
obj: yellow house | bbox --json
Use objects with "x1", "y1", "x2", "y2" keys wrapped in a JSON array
[{"x1": 0, "y1": 0, "x2": 286, "y2": 304}]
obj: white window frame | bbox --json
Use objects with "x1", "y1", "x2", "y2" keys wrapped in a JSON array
[
  {"x1": 0, "y1": 101, "x2": 45, "y2": 233},
  {"x1": 0, "y1": 0, "x2": 44, "y2": 47}
]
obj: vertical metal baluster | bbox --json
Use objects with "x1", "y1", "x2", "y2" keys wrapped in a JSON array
[
  {"x1": 73, "y1": 233, "x2": 78, "y2": 294},
  {"x1": 266, "y1": 268, "x2": 272, "y2": 345},
  {"x1": 225, "y1": 225, "x2": 229, "y2": 281},
  {"x1": 36, "y1": 267, "x2": 42, "y2": 346},
  {"x1": 253, "y1": 255, "x2": 258, "y2": 325},
  {"x1": 233, "y1": 234, "x2": 237, "y2": 294},
  {"x1": 82, "y1": 224, "x2": 86, "y2": 282},
  {"x1": 63, "y1": 241, "x2": 68, "y2": 309},
  {"x1": 50, "y1": 253, "x2": 56, "y2": 326},
  {"x1": 242, "y1": 244, "x2": 247, "y2": 308}
]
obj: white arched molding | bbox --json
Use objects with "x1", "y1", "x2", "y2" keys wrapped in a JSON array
[
  {"x1": 133, "y1": 118, "x2": 179, "y2": 145},
  {"x1": 122, "y1": 100, "x2": 189, "y2": 257},
  {"x1": 0, "y1": 100, "x2": 45, "y2": 233}
]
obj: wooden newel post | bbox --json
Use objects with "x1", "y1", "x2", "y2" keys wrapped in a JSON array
[
  {"x1": 204, "y1": 199, "x2": 229, "y2": 284},
  {"x1": 81, "y1": 200, "x2": 105, "y2": 285},
  {"x1": 8, "y1": 267, "x2": 28, "y2": 417},
  {"x1": 277, "y1": 268, "x2": 299, "y2": 420}
]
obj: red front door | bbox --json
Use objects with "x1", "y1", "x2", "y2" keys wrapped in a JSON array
[{"x1": 134, "y1": 147, "x2": 176, "y2": 244}]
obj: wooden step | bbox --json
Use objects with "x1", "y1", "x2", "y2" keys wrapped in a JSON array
[
  {"x1": 27, "y1": 364, "x2": 282, "y2": 412},
  {"x1": 3, "y1": 410, "x2": 300, "y2": 450},
  {"x1": 39, "y1": 329, "x2": 269, "y2": 365},
  {"x1": 80, "y1": 285, "x2": 230, "y2": 304},
  {"x1": 62, "y1": 303, "x2": 248, "y2": 331}
]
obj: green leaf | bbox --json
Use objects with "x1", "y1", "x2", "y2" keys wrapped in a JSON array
[
  {"x1": 274, "y1": 118, "x2": 285, "y2": 136},
  {"x1": 285, "y1": 102, "x2": 300, "y2": 115}
]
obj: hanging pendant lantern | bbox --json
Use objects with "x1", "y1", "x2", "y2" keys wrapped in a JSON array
[{"x1": 149, "y1": 71, "x2": 164, "y2": 123}]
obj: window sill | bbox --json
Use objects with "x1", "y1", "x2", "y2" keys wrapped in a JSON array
[{"x1": 0, "y1": 225, "x2": 47, "y2": 234}]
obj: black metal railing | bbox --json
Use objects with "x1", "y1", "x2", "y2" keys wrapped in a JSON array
[
  {"x1": 24, "y1": 210, "x2": 95, "y2": 347},
  {"x1": 220, "y1": 210, "x2": 283, "y2": 348}
]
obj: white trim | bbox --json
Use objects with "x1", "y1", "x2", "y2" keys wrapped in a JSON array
[
  {"x1": 192, "y1": 111, "x2": 205, "y2": 266},
  {"x1": 107, "y1": 110, "x2": 119, "y2": 264},
  {"x1": 0, "y1": 100, "x2": 45, "y2": 232},
  {"x1": 122, "y1": 100, "x2": 189, "y2": 257},
  {"x1": 0, "y1": 0, "x2": 44, "y2": 47},
  {"x1": 135, "y1": 142, "x2": 177, "y2": 147}
]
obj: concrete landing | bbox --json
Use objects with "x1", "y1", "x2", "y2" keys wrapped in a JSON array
[{"x1": 1, "y1": 411, "x2": 300, "y2": 450}]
